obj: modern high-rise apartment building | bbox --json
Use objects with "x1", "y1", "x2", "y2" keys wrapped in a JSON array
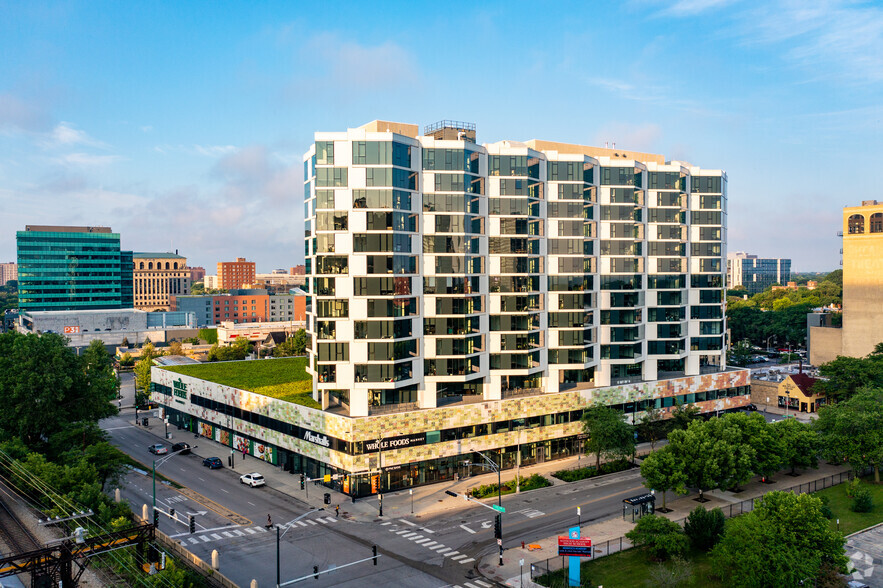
[
  {"x1": 810, "y1": 200, "x2": 883, "y2": 364},
  {"x1": 303, "y1": 120, "x2": 733, "y2": 417},
  {"x1": 0, "y1": 262, "x2": 17, "y2": 286},
  {"x1": 217, "y1": 257, "x2": 256, "y2": 290},
  {"x1": 148, "y1": 120, "x2": 749, "y2": 498},
  {"x1": 16, "y1": 225, "x2": 133, "y2": 311},
  {"x1": 726, "y1": 251, "x2": 791, "y2": 294},
  {"x1": 133, "y1": 252, "x2": 190, "y2": 311}
]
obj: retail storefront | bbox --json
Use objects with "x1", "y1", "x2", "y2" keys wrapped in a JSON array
[{"x1": 152, "y1": 367, "x2": 751, "y2": 498}]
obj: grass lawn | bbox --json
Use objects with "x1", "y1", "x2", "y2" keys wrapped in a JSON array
[
  {"x1": 535, "y1": 547, "x2": 722, "y2": 588},
  {"x1": 160, "y1": 357, "x2": 320, "y2": 408},
  {"x1": 813, "y1": 477, "x2": 883, "y2": 535}
]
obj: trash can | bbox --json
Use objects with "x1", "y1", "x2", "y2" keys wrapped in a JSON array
[
  {"x1": 142, "y1": 418, "x2": 149, "y2": 426},
  {"x1": 324, "y1": 493, "x2": 331, "y2": 505}
]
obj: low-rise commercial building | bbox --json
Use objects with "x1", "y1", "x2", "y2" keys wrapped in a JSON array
[
  {"x1": 17, "y1": 308, "x2": 196, "y2": 347},
  {"x1": 726, "y1": 252, "x2": 791, "y2": 294},
  {"x1": 152, "y1": 359, "x2": 750, "y2": 497}
]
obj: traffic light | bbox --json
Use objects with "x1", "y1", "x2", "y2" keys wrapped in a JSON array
[
  {"x1": 313, "y1": 565, "x2": 319, "y2": 579},
  {"x1": 494, "y1": 514, "x2": 502, "y2": 540},
  {"x1": 372, "y1": 545, "x2": 378, "y2": 565},
  {"x1": 189, "y1": 515, "x2": 196, "y2": 534},
  {"x1": 169, "y1": 508, "x2": 175, "y2": 518},
  {"x1": 300, "y1": 473, "x2": 305, "y2": 490},
  {"x1": 153, "y1": 509, "x2": 159, "y2": 529}
]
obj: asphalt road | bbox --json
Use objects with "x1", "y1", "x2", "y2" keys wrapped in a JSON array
[{"x1": 104, "y1": 373, "x2": 659, "y2": 588}]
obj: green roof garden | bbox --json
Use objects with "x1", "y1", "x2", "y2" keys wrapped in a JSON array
[{"x1": 160, "y1": 357, "x2": 319, "y2": 408}]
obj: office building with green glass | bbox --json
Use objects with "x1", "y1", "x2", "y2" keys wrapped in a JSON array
[{"x1": 17, "y1": 225, "x2": 134, "y2": 311}]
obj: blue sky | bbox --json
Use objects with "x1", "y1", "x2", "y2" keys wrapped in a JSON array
[{"x1": 2, "y1": 0, "x2": 882, "y2": 272}]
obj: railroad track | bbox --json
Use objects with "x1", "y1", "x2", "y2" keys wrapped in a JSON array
[{"x1": 0, "y1": 480, "x2": 41, "y2": 557}]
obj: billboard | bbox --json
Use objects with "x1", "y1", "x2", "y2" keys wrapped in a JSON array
[{"x1": 558, "y1": 536, "x2": 592, "y2": 557}]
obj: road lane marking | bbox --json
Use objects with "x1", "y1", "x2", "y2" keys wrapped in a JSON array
[
  {"x1": 297, "y1": 521, "x2": 308, "y2": 527},
  {"x1": 381, "y1": 522, "x2": 391, "y2": 526},
  {"x1": 400, "y1": 519, "x2": 416, "y2": 527},
  {"x1": 435, "y1": 547, "x2": 451, "y2": 554},
  {"x1": 443, "y1": 551, "x2": 460, "y2": 558},
  {"x1": 423, "y1": 542, "x2": 438, "y2": 548},
  {"x1": 211, "y1": 534, "x2": 222, "y2": 540},
  {"x1": 307, "y1": 519, "x2": 318, "y2": 525},
  {"x1": 200, "y1": 536, "x2": 211, "y2": 542},
  {"x1": 459, "y1": 558, "x2": 475, "y2": 564},
  {"x1": 408, "y1": 535, "x2": 424, "y2": 541},
  {"x1": 245, "y1": 528, "x2": 257, "y2": 534},
  {"x1": 474, "y1": 581, "x2": 491, "y2": 587},
  {"x1": 248, "y1": 501, "x2": 256, "y2": 506},
  {"x1": 460, "y1": 525, "x2": 476, "y2": 534},
  {"x1": 220, "y1": 488, "x2": 229, "y2": 493},
  {"x1": 421, "y1": 527, "x2": 435, "y2": 534},
  {"x1": 396, "y1": 530, "x2": 410, "y2": 535},
  {"x1": 450, "y1": 554, "x2": 467, "y2": 561},
  {"x1": 414, "y1": 538, "x2": 432, "y2": 544}
]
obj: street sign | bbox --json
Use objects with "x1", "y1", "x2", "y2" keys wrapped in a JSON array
[
  {"x1": 490, "y1": 505, "x2": 506, "y2": 513},
  {"x1": 558, "y1": 536, "x2": 593, "y2": 557}
]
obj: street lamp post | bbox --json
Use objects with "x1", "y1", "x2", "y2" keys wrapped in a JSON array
[
  {"x1": 377, "y1": 436, "x2": 384, "y2": 517},
  {"x1": 277, "y1": 508, "x2": 324, "y2": 588}
]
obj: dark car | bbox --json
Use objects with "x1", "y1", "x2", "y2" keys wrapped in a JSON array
[
  {"x1": 203, "y1": 457, "x2": 223, "y2": 469},
  {"x1": 746, "y1": 404, "x2": 758, "y2": 411},
  {"x1": 171, "y1": 442, "x2": 191, "y2": 455}
]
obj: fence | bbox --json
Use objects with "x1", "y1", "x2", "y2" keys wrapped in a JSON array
[{"x1": 530, "y1": 469, "x2": 855, "y2": 582}]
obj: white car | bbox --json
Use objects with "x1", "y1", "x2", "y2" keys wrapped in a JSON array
[{"x1": 239, "y1": 473, "x2": 266, "y2": 487}]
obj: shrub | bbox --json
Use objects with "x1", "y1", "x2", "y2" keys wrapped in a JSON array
[
  {"x1": 646, "y1": 557, "x2": 693, "y2": 587},
  {"x1": 625, "y1": 514, "x2": 689, "y2": 561},
  {"x1": 818, "y1": 495, "x2": 834, "y2": 520},
  {"x1": 552, "y1": 459, "x2": 631, "y2": 482},
  {"x1": 469, "y1": 474, "x2": 551, "y2": 498},
  {"x1": 852, "y1": 486, "x2": 874, "y2": 513},
  {"x1": 683, "y1": 505, "x2": 725, "y2": 551}
]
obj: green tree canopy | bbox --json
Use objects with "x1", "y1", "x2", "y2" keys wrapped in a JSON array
[
  {"x1": 625, "y1": 514, "x2": 689, "y2": 561},
  {"x1": 640, "y1": 445, "x2": 687, "y2": 510},
  {"x1": 711, "y1": 491, "x2": 847, "y2": 587},
  {"x1": 814, "y1": 354, "x2": 883, "y2": 403},
  {"x1": 134, "y1": 342, "x2": 162, "y2": 403},
  {"x1": 273, "y1": 329, "x2": 307, "y2": 357},
  {"x1": 581, "y1": 405, "x2": 635, "y2": 470},
  {"x1": 0, "y1": 332, "x2": 118, "y2": 449},
  {"x1": 772, "y1": 418, "x2": 819, "y2": 475},
  {"x1": 814, "y1": 387, "x2": 883, "y2": 481}
]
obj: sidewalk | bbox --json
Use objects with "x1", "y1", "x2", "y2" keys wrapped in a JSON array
[
  {"x1": 129, "y1": 410, "x2": 647, "y2": 523},
  {"x1": 478, "y1": 460, "x2": 852, "y2": 587}
]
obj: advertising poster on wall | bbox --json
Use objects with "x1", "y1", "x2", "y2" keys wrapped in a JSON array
[
  {"x1": 199, "y1": 422, "x2": 213, "y2": 438},
  {"x1": 219, "y1": 430, "x2": 230, "y2": 447},
  {"x1": 255, "y1": 442, "x2": 274, "y2": 463},
  {"x1": 233, "y1": 434, "x2": 249, "y2": 455}
]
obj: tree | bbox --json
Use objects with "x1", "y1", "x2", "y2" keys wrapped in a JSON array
[
  {"x1": 814, "y1": 388, "x2": 883, "y2": 482},
  {"x1": 640, "y1": 446, "x2": 687, "y2": 511},
  {"x1": 206, "y1": 337, "x2": 251, "y2": 362},
  {"x1": 82, "y1": 340, "x2": 120, "y2": 404},
  {"x1": 711, "y1": 491, "x2": 848, "y2": 587},
  {"x1": 0, "y1": 332, "x2": 118, "y2": 449},
  {"x1": 727, "y1": 339, "x2": 754, "y2": 367},
  {"x1": 683, "y1": 505, "x2": 725, "y2": 552},
  {"x1": 134, "y1": 343, "x2": 162, "y2": 404},
  {"x1": 638, "y1": 407, "x2": 667, "y2": 450},
  {"x1": 772, "y1": 418, "x2": 819, "y2": 475},
  {"x1": 625, "y1": 514, "x2": 689, "y2": 561},
  {"x1": 120, "y1": 337, "x2": 129, "y2": 348},
  {"x1": 119, "y1": 352, "x2": 134, "y2": 367},
  {"x1": 581, "y1": 405, "x2": 635, "y2": 470},
  {"x1": 273, "y1": 329, "x2": 308, "y2": 357},
  {"x1": 669, "y1": 402, "x2": 700, "y2": 432},
  {"x1": 702, "y1": 415, "x2": 757, "y2": 492},
  {"x1": 736, "y1": 412, "x2": 783, "y2": 482},
  {"x1": 167, "y1": 341, "x2": 185, "y2": 356},
  {"x1": 198, "y1": 328, "x2": 218, "y2": 344},
  {"x1": 814, "y1": 355, "x2": 883, "y2": 403}
]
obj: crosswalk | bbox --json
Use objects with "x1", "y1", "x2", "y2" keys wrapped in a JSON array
[
  {"x1": 513, "y1": 507, "x2": 545, "y2": 518},
  {"x1": 450, "y1": 580, "x2": 493, "y2": 588},
  {"x1": 176, "y1": 516, "x2": 338, "y2": 546},
  {"x1": 381, "y1": 521, "x2": 474, "y2": 565}
]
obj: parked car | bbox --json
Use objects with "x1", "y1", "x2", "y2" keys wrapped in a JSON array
[
  {"x1": 147, "y1": 443, "x2": 168, "y2": 455},
  {"x1": 171, "y1": 442, "x2": 191, "y2": 455},
  {"x1": 239, "y1": 473, "x2": 266, "y2": 487},
  {"x1": 746, "y1": 404, "x2": 758, "y2": 411},
  {"x1": 847, "y1": 581, "x2": 870, "y2": 588},
  {"x1": 203, "y1": 457, "x2": 223, "y2": 469}
]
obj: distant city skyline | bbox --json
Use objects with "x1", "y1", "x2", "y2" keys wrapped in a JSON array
[{"x1": 3, "y1": 1, "x2": 882, "y2": 271}]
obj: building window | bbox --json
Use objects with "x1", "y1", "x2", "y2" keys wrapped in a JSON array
[
  {"x1": 871, "y1": 213, "x2": 883, "y2": 233},
  {"x1": 848, "y1": 214, "x2": 865, "y2": 234}
]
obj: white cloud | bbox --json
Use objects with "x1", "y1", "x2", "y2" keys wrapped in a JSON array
[
  {"x1": 154, "y1": 144, "x2": 238, "y2": 157},
  {"x1": 56, "y1": 152, "x2": 124, "y2": 166},
  {"x1": 660, "y1": 0, "x2": 737, "y2": 16},
  {"x1": 43, "y1": 122, "x2": 108, "y2": 149}
]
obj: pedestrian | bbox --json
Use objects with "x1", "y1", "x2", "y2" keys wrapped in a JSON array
[
  {"x1": 266, "y1": 514, "x2": 272, "y2": 528},
  {"x1": 335, "y1": 505, "x2": 339, "y2": 518},
  {"x1": 243, "y1": 447, "x2": 247, "y2": 459}
]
